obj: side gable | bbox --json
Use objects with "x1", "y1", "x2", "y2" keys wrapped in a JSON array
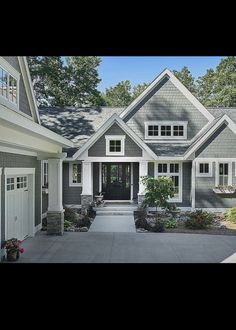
[{"x1": 120, "y1": 69, "x2": 214, "y2": 141}]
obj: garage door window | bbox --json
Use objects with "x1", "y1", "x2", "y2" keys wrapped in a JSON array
[
  {"x1": 17, "y1": 176, "x2": 27, "y2": 189},
  {"x1": 7, "y1": 177, "x2": 14, "y2": 191}
]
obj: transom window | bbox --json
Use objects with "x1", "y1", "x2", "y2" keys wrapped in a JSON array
[
  {"x1": 156, "y1": 163, "x2": 181, "y2": 201},
  {"x1": 145, "y1": 121, "x2": 187, "y2": 140},
  {"x1": 0, "y1": 65, "x2": 18, "y2": 105},
  {"x1": 105, "y1": 135, "x2": 125, "y2": 156}
]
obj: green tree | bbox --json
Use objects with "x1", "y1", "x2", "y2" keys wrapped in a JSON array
[
  {"x1": 196, "y1": 68, "x2": 216, "y2": 106},
  {"x1": 141, "y1": 176, "x2": 175, "y2": 220},
  {"x1": 103, "y1": 80, "x2": 132, "y2": 106},
  {"x1": 132, "y1": 83, "x2": 149, "y2": 100},
  {"x1": 65, "y1": 56, "x2": 102, "y2": 107},
  {"x1": 173, "y1": 66, "x2": 196, "y2": 95}
]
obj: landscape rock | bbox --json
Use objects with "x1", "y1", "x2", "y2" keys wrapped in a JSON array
[
  {"x1": 80, "y1": 227, "x2": 89, "y2": 232},
  {"x1": 137, "y1": 228, "x2": 149, "y2": 233},
  {"x1": 75, "y1": 228, "x2": 80, "y2": 232}
]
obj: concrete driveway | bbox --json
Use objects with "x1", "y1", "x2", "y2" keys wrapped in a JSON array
[{"x1": 9, "y1": 231, "x2": 236, "y2": 263}]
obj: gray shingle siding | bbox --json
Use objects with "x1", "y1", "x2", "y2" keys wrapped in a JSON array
[
  {"x1": 0, "y1": 152, "x2": 41, "y2": 243},
  {"x1": 124, "y1": 77, "x2": 208, "y2": 141},
  {"x1": 195, "y1": 162, "x2": 236, "y2": 208},
  {"x1": 2, "y1": 56, "x2": 32, "y2": 118},
  {"x1": 148, "y1": 162, "x2": 154, "y2": 177},
  {"x1": 88, "y1": 123, "x2": 142, "y2": 157},
  {"x1": 63, "y1": 163, "x2": 82, "y2": 205},
  {"x1": 196, "y1": 124, "x2": 236, "y2": 158}
]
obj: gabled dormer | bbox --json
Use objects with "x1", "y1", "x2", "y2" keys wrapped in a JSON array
[
  {"x1": 120, "y1": 69, "x2": 214, "y2": 143},
  {"x1": 0, "y1": 56, "x2": 40, "y2": 123}
]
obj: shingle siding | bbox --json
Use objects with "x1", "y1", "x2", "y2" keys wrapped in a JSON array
[
  {"x1": 63, "y1": 163, "x2": 82, "y2": 205},
  {"x1": 2, "y1": 56, "x2": 32, "y2": 117},
  {"x1": 88, "y1": 123, "x2": 142, "y2": 157},
  {"x1": 125, "y1": 77, "x2": 208, "y2": 141},
  {"x1": 196, "y1": 124, "x2": 236, "y2": 158},
  {"x1": 195, "y1": 162, "x2": 236, "y2": 208},
  {"x1": 0, "y1": 152, "x2": 41, "y2": 243}
]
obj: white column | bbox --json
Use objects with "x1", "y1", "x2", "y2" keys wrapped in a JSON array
[
  {"x1": 138, "y1": 161, "x2": 148, "y2": 195},
  {"x1": 48, "y1": 158, "x2": 63, "y2": 212},
  {"x1": 81, "y1": 161, "x2": 93, "y2": 195},
  {"x1": 191, "y1": 160, "x2": 196, "y2": 210}
]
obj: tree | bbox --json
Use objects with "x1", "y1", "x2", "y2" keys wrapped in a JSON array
[
  {"x1": 65, "y1": 56, "x2": 102, "y2": 107},
  {"x1": 173, "y1": 66, "x2": 196, "y2": 95},
  {"x1": 196, "y1": 68, "x2": 216, "y2": 106},
  {"x1": 102, "y1": 80, "x2": 132, "y2": 106},
  {"x1": 132, "y1": 83, "x2": 149, "y2": 100},
  {"x1": 141, "y1": 176, "x2": 175, "y2": 220}
]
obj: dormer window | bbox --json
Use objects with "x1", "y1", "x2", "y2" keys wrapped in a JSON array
[{"x1": 145, "y1": 121, "x2": 187, "y2": 140}]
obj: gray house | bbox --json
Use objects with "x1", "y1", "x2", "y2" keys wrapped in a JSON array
[
  {"x1": 0, "y1": 56, "x2": 73, "y2": 259},
  {"x1": 38, "y1": 68, "x2": 236, "y2": 213}
]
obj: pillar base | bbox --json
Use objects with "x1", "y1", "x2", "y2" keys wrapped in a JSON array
[
  {"x1": 47, "y1": 210, "x2": 64, "y2": 235},
  {"x1": 137, "y1": 194, "x2": 145, "y2": 206}
]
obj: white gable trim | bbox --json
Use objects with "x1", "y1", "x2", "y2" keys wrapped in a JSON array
[
  {"x1": 120, "y1": 68, "x2": 214, "y2": 122},
  {"x1": 184, "y1": 115, "x2": 236, "y2": 160},
  {"x1": 71, "y1": 113, "x2": 158, "y2": 160},
  {"x1": 18, "y1": 57, "x2": 41, "y2": 124}
]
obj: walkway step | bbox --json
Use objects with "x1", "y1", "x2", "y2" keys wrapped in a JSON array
[
  {"x1": 89, "y1": 215, "x2": 136, "y2": 233},
  {"x1": 94, "y1": 207, "x2": 138, "y2": 212},
  {"x1": 96, "y1": 211, "x2": 134, "y2": 216}
]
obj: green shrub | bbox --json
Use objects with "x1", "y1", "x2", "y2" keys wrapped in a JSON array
[
  {"x1": 185, "y1": 209, "x2": 214, "y2": 229},
  {"x1": 150, "y1": 219, "x2": 165, "y2": 232},
  {"x1": 225, "y1": 207, "x2": 236, "y2": 224},
  {"x1": 64, "y1": 220, "x2": 73, "y2": 229},
  {"x1": 165, "y1": 218, "x2": 177, "y2": 229},
  {"x1": 64, "y1": 208, "x2": 78, "y2": 222}
]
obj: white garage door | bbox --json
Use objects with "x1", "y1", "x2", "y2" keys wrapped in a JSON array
[{"x1": 6, "y1": 175, "x2": 30, "y2": 240}]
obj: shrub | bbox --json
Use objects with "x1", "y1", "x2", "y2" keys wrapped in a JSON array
[
  {"x1": 150, "y1": 219, "x2": 165, "y2": 232},
  {"x1": 225, "y1": 207, "x2": 236, "y2": 224},
  {"x1": 74, "y1": 215, "x2": 91, "y2": 228},
  {"x1": 64, "y1": 220, "x2": 73, "y2": 229},
  {"x1": 185, "y1": 209, "x2": 214, "y2": 229},
  {"x1": 64, "y1": 208, "x2": 78, "y2": 222},
  {"x1": 135, "y1": 217, "x2": 150, "y2": 230},
  {"x1": 165, "y1": 218, "x2": 177, "y2": 229}
]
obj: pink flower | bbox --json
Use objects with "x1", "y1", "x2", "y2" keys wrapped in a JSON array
[{"x1": 19, "y1": 248, "x2": 24, "y2": 254}]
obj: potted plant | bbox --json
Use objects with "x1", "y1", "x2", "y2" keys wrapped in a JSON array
[
  {"x1": 94, "y1": 192, "x2": 104, "y2": 206},
  {"x1": 3, "y1": 238, "x2": 24, "y2": 261}
]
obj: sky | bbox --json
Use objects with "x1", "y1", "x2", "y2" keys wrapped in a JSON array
[{"x1": 97, "y1": 56, "x2": 224, "y2": 92}]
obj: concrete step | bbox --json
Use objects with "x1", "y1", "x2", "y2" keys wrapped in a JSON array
[
  {"x1": 95, "y1": 210, "x2": 134, "y2": 216},
  {"x1": 94, "y1": 207, "x2": 138, "y2": 212}
]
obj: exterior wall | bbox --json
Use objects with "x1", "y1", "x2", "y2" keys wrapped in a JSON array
[
  {"x1": 196, "y1": 124, "x2": 236, "y2": 158},
  {"x1": 0, "y1": 152, "x2": 41, "y2": 243},
  {"x1": 93, "y1": 162, "x2": 100, "y2": 196},
  {"x1": 148, "y1": 162, "x2": 154, "y2": 177},
  {"x1": 63, "y1": 163, "x2": 82, "y2": 205},
  {"x1": 195, "y1": 161, "x2": 236, "y2": 208},
  {"x1": 124, "y1": 77, "x2": 208, "y2": 141},
  {"x1": 88, "y1": 123, "x2": 142, "y2": 157},
  {"x1": 42, "y1": 192, "x2": 48, "y2": 214},
  {"x1": 133, "y1": 162, "x2": 139, "y2": 200},
  {"x1": 2, "y1": 56, "x2": 32, "y2": 117}
]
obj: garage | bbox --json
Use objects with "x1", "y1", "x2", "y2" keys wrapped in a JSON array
[{"x1": 5, "y1": 168, "x2": 35, "y2": 241}]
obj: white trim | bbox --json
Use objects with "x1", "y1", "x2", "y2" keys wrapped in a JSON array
[
  {"x1": 215, "y1": 161, "x2": 232, "y2": 187},
  {"x1": 0, "y1": 145, "x2": 37, "y2": 157},
  {"x1": 69, "y1": 162, "x2": 82, "y2": 187},
  {"x1": 145, "y1": 121, "x2": 188, "y2": 140},
  {"x1": 131, "y1": 162, "x2": 134, "y2": 200},
  {"x1": 191, "y1": 160, "x2": 196, "y2": 209},
  {"x1": 196, "y1": 161, "x2": 213, "y2": 177},
  {"x1": 120, "y1": 68, "x2": 214, "y2": 122},
  {"x1": 99, "y1": 162, "x2": 102, "y2": 193},
  {"x1": 154, "y1": 161, "x2": 183, "y2": 203},
  {"x1": 71, "y1": 113, "x2": 158, "y2": 160},
  {"x1": 0, "y1": 168, "x2": 2, "y2": 256},
  {"x1": 4, "y1": 167, "x2": 35, "y2": 242},
  {"x1": 34, "y1": 223, "x2": 42, "y2": 234},
  {"x1": 185, "y1": 115, "x2": 236, "y2": 160},
  {"x1": 105, "y1": 135, "x2": 126, "y2": 156},
  {"x1": 79, "y1": 157, "x2": 158, "y2": 163}
]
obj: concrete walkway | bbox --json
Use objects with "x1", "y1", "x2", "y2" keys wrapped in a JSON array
[
  {"x1": 89, "y1": 215, "x2": 136, "y2": 232},
  {"x1": 9, "y1": 231, "x2": 236, "y2": 263}
]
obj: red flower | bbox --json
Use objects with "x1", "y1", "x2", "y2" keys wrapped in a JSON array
[{"x1": 19, "y1": 248, "x2": 24, "y2": 254}]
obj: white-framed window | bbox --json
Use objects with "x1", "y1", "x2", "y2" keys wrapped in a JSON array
[
  {"x1": 215, "y1": 161, "x2": 232, "y2": 187},
  {"x1": 145, "y1": 121, "x2": 188, "y2": 140},
  {"x1": 42, "y1": 160, "x2": 48, "y2": 188},
  {"x1": 16, "y1": 176, "x2": 27, "y2": 189},
  {"x1": 196, "y1": 161, "x2": 212, "y2": 177},
  {"x1": 105, "y1": 135, "x2": 126, "y2": 156},
  {"x1": 155, "y1": 162, "x2": 182, "y2": 202},
  {"x1": 0, "y1": 57, "x2": 20, "y2": 110},
  {"x1": 7, "y1": 177, "x2": 15, "y2": 191},
  {"x1": 69, "y1": 162, "x2": 82, "y2": 187}
]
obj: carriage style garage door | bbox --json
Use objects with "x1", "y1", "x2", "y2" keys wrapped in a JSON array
[{"x1": 5, "y1": 168, "x2": 35, "y2": 241}]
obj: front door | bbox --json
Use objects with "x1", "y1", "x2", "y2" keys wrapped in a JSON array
[{"x1": 102, "y1": 163, "x2": 131, "y2": 200}]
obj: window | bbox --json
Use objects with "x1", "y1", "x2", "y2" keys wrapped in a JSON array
[
  {"x1": 105, "y1": 135, "x2": 125, "y2": 156},
  {"x1": 69, "y1": 162, "x2": 82, "y2": 186},
  {"x1": 0, "y1": 62, "x2": 18, "y2": 106},
  {"x1": 42, "y1": 161, "x2": 48, "y2": 188},
  {"x1": 145, "y1": 121, "x2": 188, "y2": 140},
  {"x1": 196, "y1": 162, "x2": 212, "y2": 177},
  {"x1": 156, "y1": 163, "x2": 182, "y2": 201},
  {"x1": 7, "y1": 177, "x2": 15, "y2": 191},
  {"x1": 17, "y1": 176, "x2": 27, "y2": 189},
  {"x1": 219, "y1": 163, "x2": 229, "y2": 186}
]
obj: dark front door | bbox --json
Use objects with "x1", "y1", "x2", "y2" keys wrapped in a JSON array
[{"x1": 102, "y1": 163, "x2": 131, "y2": 200}]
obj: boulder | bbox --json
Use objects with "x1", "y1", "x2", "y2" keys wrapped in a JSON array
[{"x1": 80, "y1": 227, "x2": 89, "y2": 232}]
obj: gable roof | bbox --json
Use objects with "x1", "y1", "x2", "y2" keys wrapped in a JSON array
[
  {"x1": 70, "y1": 113, "x2": 158, "y2": 160},
  {"x1": 120, "y1": 68, "x2": 215, "y2": 122}
]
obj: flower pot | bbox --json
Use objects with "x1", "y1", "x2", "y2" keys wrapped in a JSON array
[{"x1": 6, "y1": 250, "x2": 18, "y2": 261}]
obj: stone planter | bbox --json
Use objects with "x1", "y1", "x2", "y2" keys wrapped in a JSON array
[{"x1": 213, "y1": 187, "x2": 236, "y2": 194}]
